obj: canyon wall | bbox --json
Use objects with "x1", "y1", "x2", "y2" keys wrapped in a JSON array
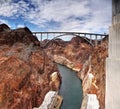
[
  {"x1": 0, "y1": 24, "x2": 60, "y2": 109},
  {"x1": 44, "y1": 36, "x2": 108, "y2": 109}
]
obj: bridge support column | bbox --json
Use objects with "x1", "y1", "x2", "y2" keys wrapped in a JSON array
[
  {"x1": 47, "y1": 33, "x2": 48, "y2": 39},
  {"x1": 100, "y1": 36, "x2": 102, "y2": 45},
  {"x1": 95, "y1": 35, "x2": 98, "y2": 46},
  {"x1": 106, "y1": 0, "x2": 120, "y2": 109},
  {"x1": 40, "y1": 33, "x2": 42, "y2": 41}
]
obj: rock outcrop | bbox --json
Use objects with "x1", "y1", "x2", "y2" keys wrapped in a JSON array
[
  {"x1": 0, "y1": 24, "x2": 60, "y2": 109},
  {"x1": 0, "y1": 24, "x2": 10, "y2": 32}
]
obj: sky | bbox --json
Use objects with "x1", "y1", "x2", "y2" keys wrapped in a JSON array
[{"x1": 0, "y1": 0, "x2": 112, "y2": 34}]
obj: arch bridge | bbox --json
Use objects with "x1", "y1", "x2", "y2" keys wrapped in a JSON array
[{"x1": 32, "y1": 32, "x2": 108, "y2": 46}]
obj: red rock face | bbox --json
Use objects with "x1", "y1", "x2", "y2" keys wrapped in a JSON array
[
  {"x1": 0, "y1": 24, "x2": 60, "y2": 109},
  {"x1": 90, "y1": 40, "x2": 108, "y2": 109},
  {"x1": 0, "y1": 24, "x2": 10, "y2": 32},
  {"x1": 0, "y1": 24, "x2": 39, "y2": 46},
  {"x1": 44, "y1": 36, "x2": 108, "y2": 109}
]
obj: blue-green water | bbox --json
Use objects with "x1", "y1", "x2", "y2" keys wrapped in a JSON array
[{"x1": 58, "y1": 64, "x2": 83, "y2": 109}]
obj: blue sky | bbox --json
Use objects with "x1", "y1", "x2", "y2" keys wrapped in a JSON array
[{"x1": 0, "y1": 0, "x2": 112, "y2": 34}]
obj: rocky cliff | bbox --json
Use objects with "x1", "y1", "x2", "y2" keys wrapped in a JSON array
[
  {"x1": 44, "y1": 36, "x2": 108, "y2": 109},
  {"x1": 0, "y1": 24, "x2": 60, "y2": 109},
  {"x1": 0, "y1": 23, "x2": 108, "y2": 109}
]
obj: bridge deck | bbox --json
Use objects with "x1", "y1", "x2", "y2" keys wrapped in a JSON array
[{"x1": 33, "y1": 32, "x2": 108, "y2": 36}]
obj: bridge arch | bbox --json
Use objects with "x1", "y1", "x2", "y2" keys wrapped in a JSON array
[
  {"x1": 52, "y1": 34, "x2": 94, "y2": 47},
  {"x1": 41, "y1": 34, "x2": 94, "y2": 49}
]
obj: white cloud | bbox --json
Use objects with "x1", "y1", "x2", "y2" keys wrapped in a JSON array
[
  {"x1": 0, "y1": 0, "x2": 112, "y2": 33},
  {"x1": 0, "y1": 19, "x2": 11, "y2": 27},
  {"x1": 0, "y1": 2, "x2": 18, "y2": 17},
  {"x1": 83, "y1": 0, "x2": 111, "y2": 33},
  {"x1": 17, "y1": 24, "x2": 25, "y2": 28},
  {"x1": 0, "y1": 0, "x2": 29, "y2": 17},
  {"x1": 25, "y1": 0, "x2": 90, "y2": 25},
  {"x1": 0, "y1": 19, "x2": 8, "y2": 24},
  {"x1": 25, "y1": 0, "x2": 111, "y2": 33},
  {"x1": 0, "y1": 0, "x2": 11, "y2": 4},
  {"x1": 52, "y1": 0, "x2": 111, "y2": 33},
  {"x1": 40, "y1": 0, "x2": 90, "y2": 22}
]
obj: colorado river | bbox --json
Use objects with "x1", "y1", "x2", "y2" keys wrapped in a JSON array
[{"x1": 57, "y1": 64, "x2": 83, "y2": 109}]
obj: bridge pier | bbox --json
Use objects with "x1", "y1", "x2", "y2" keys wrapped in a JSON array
[
  {"x1": 95, "y1": 35, "x2": 98, "y2": 46},
  {"x1": 40, "y1": 33, "x2": 42, "y2": 41},
  {"x1": 100, "y1": 36, "x2": 103, "y2": 45},
  {"x1": 47, "y1": 33, "x2": 48, "y2": 39},
  {"x1": 89, "y1": 35, "x2": 92, "y2": 44}
]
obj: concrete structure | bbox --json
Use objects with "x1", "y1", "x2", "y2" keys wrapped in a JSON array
[
  {"x1": 106, "y1": 0, "x2": 120, "y2": 109},
  {"x1": 81, "y1": 94, "x2": 99, "y2": 109},
  {"x1": 33, "y1": 91, "x2": 63, "y2": 109},
  {"x1": 33, "y1": 91, "x2": 57, "y2": 109}
]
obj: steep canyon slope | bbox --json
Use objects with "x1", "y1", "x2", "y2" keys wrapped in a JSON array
[{"x1": 0, "y1": 24, "x2": 60, "y2": 109}]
